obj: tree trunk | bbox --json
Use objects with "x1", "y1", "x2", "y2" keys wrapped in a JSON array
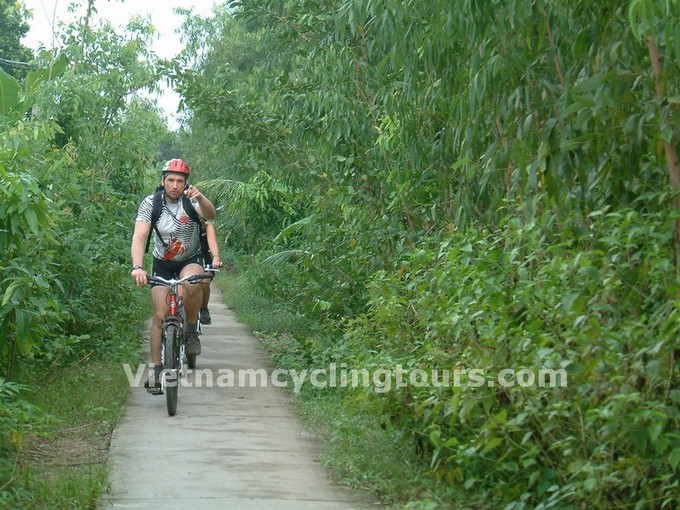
[{"x1": 646, "y1": 37, "x2": 680, "y2": 274}]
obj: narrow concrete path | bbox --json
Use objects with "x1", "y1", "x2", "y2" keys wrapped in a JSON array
[{"x1": 99, "y1": 286, "x2": 376, "y2": 509}]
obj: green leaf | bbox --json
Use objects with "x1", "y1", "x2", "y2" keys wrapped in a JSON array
[
  {"x1": 0, "y1": 67, "x2": 22, "y2": 115},
  {"x1": 483, "y1": 437, "x2": 503, "y2": 453},
  {"x1": 429, "y1": 429, "x2": 442, "y2": 448},
  {"x1": 584, "y1": 478, "x2": 597, "y2": 491},
  {"x1": 262, "y1": 249, "x2": 309, "y2": 265},
  {"x1": 15, "y1": 309, "x2": 33, "y2": 353},
  {"x1": 648, "y1": 417, "x2": 666, "y2": 443},
  {"x1": 273, "y1": 216, "x2": 312, "y2": 243},
  {"x1": 444, "y1": 436, "x2": 459, "y2": 448},
  {"x1": 24, "y1": 207, "x2": 39, "y2": 234},
  {"x1": 577, "y1": 265, "x2": 600, "y2": 283},
  {"x1": 562, "y1": 293, "x2": 583, "y2": 314},
  {"x1": 2, "y1": 281, "x2": 21, "y2": 309},
  {"x1": 669, "y1": 447, "x2": 680, "y2": 470},
  {"x1": 572, "y1": 75, "x2": 604, "y2": 94}
]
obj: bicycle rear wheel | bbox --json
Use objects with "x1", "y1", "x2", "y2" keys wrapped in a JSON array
[{"x1": 163, "y1": 324, "x2": 180, "y2": 416}]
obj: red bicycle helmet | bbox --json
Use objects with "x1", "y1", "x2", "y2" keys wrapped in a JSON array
[{"x1": 162, "y1": 159, "x2": 190, "y2": 176}]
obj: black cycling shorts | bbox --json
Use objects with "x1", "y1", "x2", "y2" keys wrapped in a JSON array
[{"x1": 151, "y1": 253, "x2": 204, "y2": 286}]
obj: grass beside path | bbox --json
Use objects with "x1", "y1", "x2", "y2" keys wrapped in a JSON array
[{"x1": 1, "y1": 354, "x2": 142, "y2": 510}]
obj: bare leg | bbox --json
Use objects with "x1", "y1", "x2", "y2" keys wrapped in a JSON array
[
  {"x1": 179, "y1": 263, "x2": 204, "y2": 325},
  {"x1": 200, "y1": 282, "x2": 211, "y2": 309}
]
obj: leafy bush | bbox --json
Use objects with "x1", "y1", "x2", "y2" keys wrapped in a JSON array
[{"x1": 338, "y1": 205, "x2": 679, "y2": 509}]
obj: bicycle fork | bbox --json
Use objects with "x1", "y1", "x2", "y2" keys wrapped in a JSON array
[{"x1": 161, "y1": 294, "x2": 185, "y2": 390}]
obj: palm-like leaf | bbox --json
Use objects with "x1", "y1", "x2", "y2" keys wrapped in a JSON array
[
  {"x1": 196, "y1": 178, "x2": 252, "y2": 203},
  {"x1": 273, "y1": 216, "x2": 313, "y2": 244},
  {"x1": 261, "y1": 249, "x2": 310, "y2": 266}
]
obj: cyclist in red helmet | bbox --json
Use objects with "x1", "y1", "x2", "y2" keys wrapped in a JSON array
[{"x1": 130, "y1": 159, "x2": 217, "y2": 392}]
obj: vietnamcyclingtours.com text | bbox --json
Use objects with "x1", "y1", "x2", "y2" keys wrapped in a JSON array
[{"x1": 124, "y1": 362, "x2": 568, "y2": 393}]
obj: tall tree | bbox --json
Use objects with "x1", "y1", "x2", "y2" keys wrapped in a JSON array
[{"x1": 0, "y1": 1, "x2": 34, "y2": 79}]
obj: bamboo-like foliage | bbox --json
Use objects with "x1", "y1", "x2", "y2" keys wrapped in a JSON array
[
  {"x1": 206, "y1": 0, "x2": 679, "y2": 233},
  {"x1": 178, "y1": 1, "x2": 680, "y2": 507}
]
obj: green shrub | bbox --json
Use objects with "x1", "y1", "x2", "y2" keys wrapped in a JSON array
[{"x1": 339, "y1": 206, "x2": 679, "y2": 509}]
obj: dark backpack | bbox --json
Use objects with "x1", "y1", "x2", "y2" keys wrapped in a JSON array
[{"x1": 144, "y1": 187, "x2": 211, "y2": 261}]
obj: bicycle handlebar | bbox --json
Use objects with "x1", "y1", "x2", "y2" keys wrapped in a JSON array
[{"x1": 147, "y1": 267, "x2": 218, "y2": 288}]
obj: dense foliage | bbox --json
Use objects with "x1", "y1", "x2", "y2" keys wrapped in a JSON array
[
  {"x1": 1, "y1": 5, "x2": 169, "y2": 505},
  {"x1": 2, "y1": 0, "x2": 678, "y2": 507},
  {"x1": 174, "y1": 0, "x2": 679, "y2": 508}
]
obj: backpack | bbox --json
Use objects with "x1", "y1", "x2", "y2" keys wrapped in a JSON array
[{"x1": 144, "y1": 187, "x2": 211, "y2": 262}]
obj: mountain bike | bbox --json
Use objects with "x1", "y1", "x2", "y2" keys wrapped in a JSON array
[{"x1": 147, "y1": 268, "x2": 217, "y2": 416}]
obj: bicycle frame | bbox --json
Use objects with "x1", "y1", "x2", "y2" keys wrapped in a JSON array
[
  {"x1": 147, "y1": 268, "x2": 217, "y2": 416},
  {"x1": 163, "y1": 290, "x2": 185, "y2": 380}
]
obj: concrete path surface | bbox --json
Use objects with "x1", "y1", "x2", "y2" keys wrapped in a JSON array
[{"x1": 99, "y1": 285, "x2": 377, "y2": 509}]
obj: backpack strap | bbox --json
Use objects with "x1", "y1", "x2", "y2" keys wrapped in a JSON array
[
  {"x1": 145, "y1": 190, "x2": 165, "y2": 253},
  {"x1": 144, "y1": 191, "x2": 205, "y2": 254}
]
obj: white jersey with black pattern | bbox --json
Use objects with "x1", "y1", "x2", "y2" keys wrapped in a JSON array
[{"x1": 136, "y1": 194, "x2": 203, "y2": 261}]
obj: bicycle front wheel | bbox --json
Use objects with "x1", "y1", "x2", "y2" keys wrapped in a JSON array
[{"x1": 163, "y1": 324, "x2": 180, "y2": 416}]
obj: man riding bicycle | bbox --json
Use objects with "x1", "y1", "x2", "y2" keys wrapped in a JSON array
[{"x1": 130, "y1": 159, "x2": 217, "y2": 392}]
